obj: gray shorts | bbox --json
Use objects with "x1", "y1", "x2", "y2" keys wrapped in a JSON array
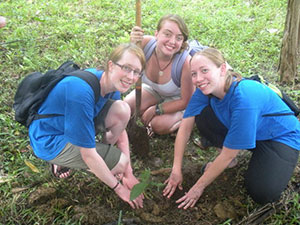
[{"x1": 48, "y1": 142, "x2": 121, "y2": 170}]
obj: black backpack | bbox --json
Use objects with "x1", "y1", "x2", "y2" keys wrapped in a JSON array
[{"x1": 13, "y1": 61, "x2": 100, "y2": 128}]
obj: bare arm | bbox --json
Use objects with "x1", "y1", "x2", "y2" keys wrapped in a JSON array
[
  {"x1": 163, "y1": 116, "x2": 195, "y2": 198},
  {"x1": 116, "y1": 130, "x2": 134, "y2": 179},
  {"x1": 80, "y1": 147, "x2": 142, "y2": 209},
  {"x1": 176, "y1": 147, "x2": 240, "y2": 209},
  {"x1": 80, "y1": 147, "x2": 118, "y2": 188},
  {"x1": 116, "y1": 130, "x2": 145, "y2": 200}
]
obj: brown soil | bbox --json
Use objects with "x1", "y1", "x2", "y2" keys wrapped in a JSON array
[{"x1": 25, "y1": 132, "x2": 299, "y2": 225}]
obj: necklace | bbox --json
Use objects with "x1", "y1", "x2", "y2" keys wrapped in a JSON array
[{"x1": 154, "y1": 49, "x2": 173, "y2": 76}]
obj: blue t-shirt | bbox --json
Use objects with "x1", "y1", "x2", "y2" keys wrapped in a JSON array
[
  {"x1": 29, "y1": 69, "x2": 121, "y2": 160},
  {"x1": 184, "y1": 80, "x2": 300, "y2": 150}
]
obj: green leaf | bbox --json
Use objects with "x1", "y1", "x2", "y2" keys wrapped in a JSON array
[
  {"x1": 130, "y1": 170, "x2": 151, "y2": 201},
  {"x1": 130, "y1": 181, "x2": 148, "y2": 201},
  {"x1": 140, "y1": 169, "x2": 151, "y2": 181}
]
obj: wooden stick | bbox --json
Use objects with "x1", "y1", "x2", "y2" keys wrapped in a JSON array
[{"x1": 135, "y1": 0, "x2": 142, "y2": 119}]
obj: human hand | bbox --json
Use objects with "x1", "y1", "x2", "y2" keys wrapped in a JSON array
[
  {"x1": 176, "y1": 185, "x2": 204, "y2": 210},
  {"x1": 163, "y1": 171, "x2": 183, "y2": 198},
  {"x1": 114, "y1": 183, "x2": 143, "y2": 209},
  {"x1": 130, "y1": 26, "x2": 144, "y2": 44},
  {"x1": 122, "y1": 172, "x2": 138, "y2": 190},
  {"x1": 141, "y1": 105, "x2": 156, "y2": 126},
  {"x1": 123, "y1": 172, "x2": 145, "y2": 200}
]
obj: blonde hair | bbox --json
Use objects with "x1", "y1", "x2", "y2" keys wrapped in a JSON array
[
  {"x1": 157, "y1": 14, "x2": 189, "y2": 51},
  {"x1": 107, "y1": 43, "x2": 146, "y2": 72},
  {"x1": 192, "y1": 48, "x2": 242, "y2": 92}
]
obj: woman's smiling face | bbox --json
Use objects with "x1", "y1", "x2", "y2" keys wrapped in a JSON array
[
  {"x1": 155, "y1": 20, "x2": 184, "y2": 57},
  {"x1": 190, "y1": 54, "x2": 224, "y2": 97},
  {"x1": 109, "y1": 50, "x2": 142, "y2": 93}
]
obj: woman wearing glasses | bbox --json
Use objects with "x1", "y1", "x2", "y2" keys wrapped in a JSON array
[
  {"x1": 28, "y1": 43, "x2": 145, "y2": 209},
  {"x1": 124, "y1": 14, "x2": 194, "y2": 136}
]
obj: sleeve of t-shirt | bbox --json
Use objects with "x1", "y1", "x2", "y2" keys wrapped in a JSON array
[{"x1": 183, "y1": 88, "x2": 209, "y2": 118}]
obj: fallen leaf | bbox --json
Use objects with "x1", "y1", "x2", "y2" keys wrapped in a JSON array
[
  {"x1": 24, "y1": 160, "x2": 40, "y2": 173},
  {"x1": 11, "y1": 187, "x2": 30, "y2": 193}
]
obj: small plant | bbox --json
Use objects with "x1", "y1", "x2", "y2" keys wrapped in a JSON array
[
  {"x1": 130, "y1": 169, "x2": 164, "y2": 201},
  {"x1": 130, "y1": 170, "x2": 151, "y2": 201}
]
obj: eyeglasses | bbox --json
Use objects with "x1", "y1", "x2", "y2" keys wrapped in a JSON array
[{"x1": 114, "y1": 62, "x2": 142, "y2": 78}]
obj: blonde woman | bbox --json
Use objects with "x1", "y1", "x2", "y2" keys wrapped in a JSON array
[
  {"x1": 164, "y1": 48, "x2": 300, "y2": 209},
  {"x1": 29, "y1": 43, "x2": 146, "y2": 209}
]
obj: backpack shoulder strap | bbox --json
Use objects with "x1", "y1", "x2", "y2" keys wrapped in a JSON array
[
  {"x1": 171, "y1": 50, "x2": 189, "y2": 87},
  {"x1": 67, "y1": 70, "x2": 100, "y2": 103},
  {"x1": 171, "y1": 40, "x2": 208, "y2": 87},
  {"x1": 143, "y1": 39, "x2": 157, "y2": 61},
  {"x1": 233, "y1": 78, "x2": 296, "y2": 117},
  {"x1": 33, "y1": 70, "x2": 101, "y2": 124}
]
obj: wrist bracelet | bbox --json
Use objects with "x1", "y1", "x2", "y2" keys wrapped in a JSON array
[
  {"x1": 112, "y1": 181, "x2": 120, "y2": 190},
  {"x1": 155, "y1": 104, "x2": 161, "y2": 115},
  {"x1": 158, "y1": 103, "x2": 164, "y2": 115}
]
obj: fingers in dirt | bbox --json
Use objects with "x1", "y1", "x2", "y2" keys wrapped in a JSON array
[
  {"x1": 177, "y1": 196, "x2": 194, "y2": 210},
  {"x1": 180, "y1": 200, "x2": 194, "y2": 210},
  {"x1": 128, "y1": 201, "x2": 136, "y2": 209},
  {"x1": 133, "y1": 198, "x2": 143, "y2": 209},
  {"x1": 163, "y1": 178, "x2": 170, "y2": 185},
  {"x1": 163, "y1": 185, "x2": 176, "y2": 198}
]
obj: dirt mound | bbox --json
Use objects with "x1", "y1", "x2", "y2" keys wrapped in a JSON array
[{"x1": 25, "y1": 134, "x2": 299, "y2": 224}]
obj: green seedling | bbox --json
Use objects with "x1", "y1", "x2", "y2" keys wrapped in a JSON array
[{"x1": 130, "y1": 170, "x2": 151, "y2": 201}]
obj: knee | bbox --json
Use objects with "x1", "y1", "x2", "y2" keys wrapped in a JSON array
[
  {"x1": 112, "y1": 100, "x2": 131, "y2": 123},
  {"x1": 123, "y1": 91, "x2": 135, "y2": 112},
  {"x1": 245, "y1": 180, "x2": 282, "y2": 204},
  {"x1": 114, "y1": 153, "x2": 129, "y2": 174},
  {"x1": 150, "y1": 119, "x2": 164, "y2": 134},
  {"x1": 151, "y1": 113, "x2": 182, "y2": 135},
  {"x1": 151, "y1": 118, "x2": 170, "y2": 135}
]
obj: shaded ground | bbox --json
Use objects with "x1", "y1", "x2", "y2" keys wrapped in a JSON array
[{"x1": 9, "y1": 131, "x2": 300, "y2": 225}]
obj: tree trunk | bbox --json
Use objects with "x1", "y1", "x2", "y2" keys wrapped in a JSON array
[{"x1": 278, "y1": 0, "x2": 300, "y2": 84}]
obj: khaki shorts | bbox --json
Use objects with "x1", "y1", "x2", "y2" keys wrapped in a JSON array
[{"x1": 48, "y1": 142, "x2": 121, "y2": 170}]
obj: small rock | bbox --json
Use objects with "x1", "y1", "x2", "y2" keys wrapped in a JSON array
[
  {"x1": 152, "y1": 157, "x2": 164, "y2": 167},
  {"x1": 151, "y1": 203, "x2": 160, "y2": 216},
  {"x1": 28, "y1": 186, "x2": 56, "y2": 205},
  {"x1": 140, "y1": 212, "x2": 164, "y2": 223},
  {"x1": 214, "y1": 202, "x2": 238, "y2": 220}
]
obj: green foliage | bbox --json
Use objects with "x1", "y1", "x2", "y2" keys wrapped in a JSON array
[
  {"x1": 130, "y1": 169, "x2": 151, "y2": 201},
  {"x1": 130, "y1": 169, "x2": 164, "y2": 201}
]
